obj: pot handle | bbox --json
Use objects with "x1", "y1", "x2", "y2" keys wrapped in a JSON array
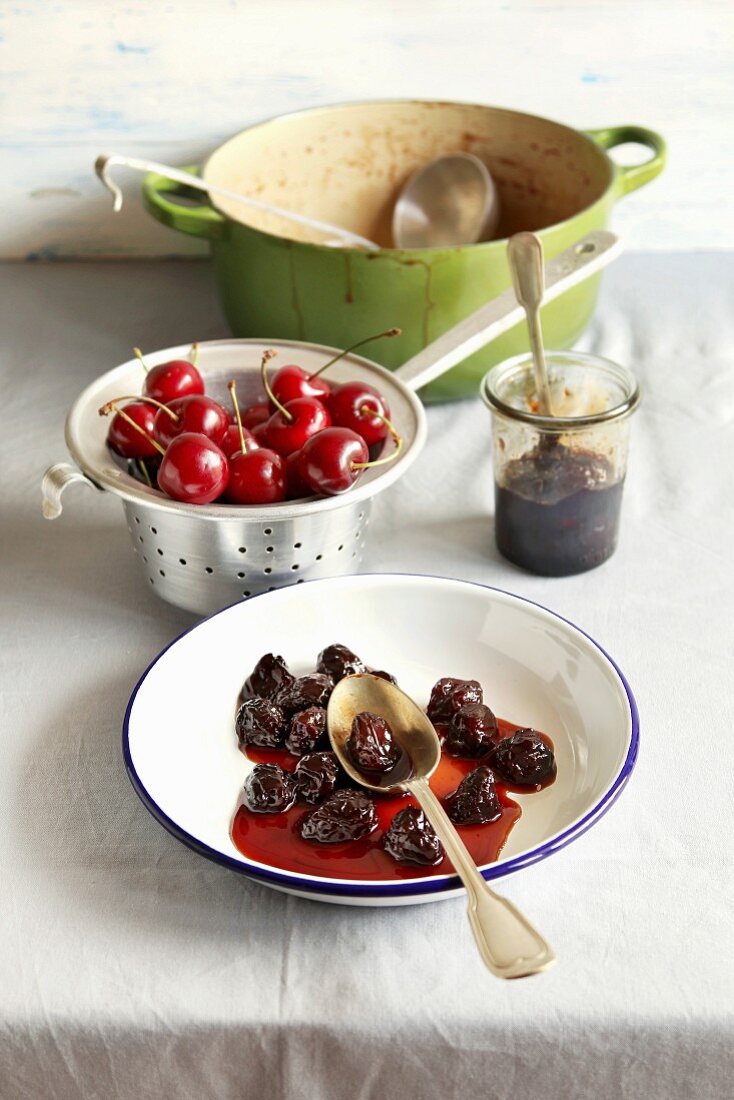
[
  {"x1": 42, "y1": 463, "x2": 100, "y2": 519},
  {"x1": 142, "y1": 166, "x2": 228, "y2": 240},
  {"x1": 586, "y1": 126, "x2": 666, "y2": 196},
  {"x1": 393, "y1": 229, "x2": 622, "y2": 394}
]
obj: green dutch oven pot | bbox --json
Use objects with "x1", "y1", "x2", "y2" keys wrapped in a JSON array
[{"x1": 142, "y1": 101, "x2": 665, "y2": 402}]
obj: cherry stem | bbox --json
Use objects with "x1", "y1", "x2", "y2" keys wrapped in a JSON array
[
  {"x1": 103, "y1": 394, "x2": 179, "y2": 421},
  {"x1": 260, "y1": 349, "x2": 292, "y2": 421},
  {"x1": 133, "y1": 347, "x2": 149, "y2": 374},
  {"x1": 191, "y1": 342, "x2": 200, "y2": 368},
  {"x1": 308, "y1": 327, "x2": 401, "y2": 380},
  {"x1": 138, "y1": 459, "x2": 153, "y2": 488},
  {"x1": 99, "y1": 402, "x2": 166, "y2": 456},
  {"x1": 228, "y1": 379, "x2": 250, "y2": 455},
  {"x1": 351, "y1": 407, "x2": 403, "y2": 470}
]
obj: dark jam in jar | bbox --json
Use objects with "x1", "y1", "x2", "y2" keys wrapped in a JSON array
[{"x1": 495, "y1": 441, "x2": 623, "y2": 576}]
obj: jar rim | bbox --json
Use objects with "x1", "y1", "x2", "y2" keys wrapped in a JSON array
[{"x1": 481, "y1": 351, "x2": 640, "y2": 430}]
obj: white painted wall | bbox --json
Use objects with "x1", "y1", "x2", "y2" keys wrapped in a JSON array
[{"x1": 3, "y1": 0, "x2": 733, "y2": 259}]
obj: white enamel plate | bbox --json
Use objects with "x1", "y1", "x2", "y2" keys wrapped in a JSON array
[{"x1": 124, "y1": 575, "x2": 638, "y2": 906}]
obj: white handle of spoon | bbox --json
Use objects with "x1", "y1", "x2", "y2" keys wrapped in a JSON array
[
  {"x1": 507, "y1": 232, "x2": 554, "y2": 415},
  {"x1": 95, "y1": 154, "x2": 381, "y2": 252},
  {"x1": 405, "y1": 776, "x2": 556, "y2": 979}
]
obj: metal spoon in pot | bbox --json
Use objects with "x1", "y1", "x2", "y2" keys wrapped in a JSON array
[
  {"x1": 392, "y1": 152, "x2": 500, "y2": 249},
  {"x1": 507, "y1": 232, "x2": 555, "y2": 415},
  {"x1": 327, "y1": 673, "x2": 556, "y2": 980},
  {"x1": 95, "y1": 154, "x2": 380, "y2": 252}
]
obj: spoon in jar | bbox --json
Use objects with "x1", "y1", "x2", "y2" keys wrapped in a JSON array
[
  {"x1": 95, "y1": 154, "x2": 380, "y2": 251},
  {"x1": 327, "y1": 673, "x2": 556, "y2": 980},
  {"x1": 507, "y1": 232, "x2": 555, "y2": 415}
]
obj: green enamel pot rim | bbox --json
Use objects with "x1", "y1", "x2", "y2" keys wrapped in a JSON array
[{"x1": 172, "y1": 98, "x2": 666, "y2": 255}]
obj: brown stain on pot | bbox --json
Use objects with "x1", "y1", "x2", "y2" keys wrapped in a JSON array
[
  {"x1": 401, "y1": 258, "x2": 435, "y2": 344},
  {"x1": 286, "y1": 241, "x2": 306, "y2": 339},
  {"x1": 343, "y1": 252, "x2": 354, "y2": 303},
  {"x1": 365, "y1": 251, "x2": 454, "y2": 346}
]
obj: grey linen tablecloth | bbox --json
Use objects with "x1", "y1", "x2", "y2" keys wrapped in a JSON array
[{"x1": 1, "y1": 254, "x2": 732, "y2": 1100}]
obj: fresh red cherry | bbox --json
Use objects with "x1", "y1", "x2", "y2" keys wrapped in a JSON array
[
  {"x1": 241, "y1": 399, "x2": 271, "y2": 429},
  {"x1": 263, "y1": 397, "x2": 331, "y2": 457},
  {"x1": 259, "y1": 349, "x2": 331, "y2": 456},
  {"x1": 221, "y1": 422, "x2": 257, "y2": 459},
  {"x1": 104, "y1": 400, "x2": 159, "y2": 459},
  {"x1": 225, "y1": 447, "x2": 287, "y2": 504},
  {"x1": 158, "y1": 433, "x2": 229, "y2": 504},
  {"x1": 329, "y1": 381, "x2": 391, "y2": 446},
  {"x1": 138, "y1": 345, "x2": 204, "y2": 404},
  {"x1": 222, "y1": 378, "x2": 285, "y2": 504},
  {"x1": 285, "y1": 449, "x2": 311, "y2": 499},
  {"x1": 154, "y1": 395, "x2": 229, "y2": 448},
  {"x1": 270, "y1": 365, "x2": 331, "y2": 408},
  {"x1": 298, "y1": 427, "x2": 369, "y2": 495},
  {"x1": 251, "y1": 421, "x2": 271, "y2": 446}
]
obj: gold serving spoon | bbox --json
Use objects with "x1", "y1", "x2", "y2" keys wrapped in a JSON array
[{"x1": 327, "y1": 673, "x2": 556, "y2": 980}]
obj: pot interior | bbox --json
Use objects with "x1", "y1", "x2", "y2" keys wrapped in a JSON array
[{"x1": 204, "y1": 101, "x2": 611, "y2": 247}]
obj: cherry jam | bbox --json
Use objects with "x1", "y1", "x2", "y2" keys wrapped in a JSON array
[{"x1": 495, "y1": 442, "x2": 623, "y2": 576}]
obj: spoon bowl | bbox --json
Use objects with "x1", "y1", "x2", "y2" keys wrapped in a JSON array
[
  {"x1": 327, "y1": 673, "x2": 439, "y2": 791},
  {"x1": 327, "y1": 672, "x2": 556, "y2": 979},
  {"x1": 392, "y1": 152, "x2": 500, "y2": 249}
]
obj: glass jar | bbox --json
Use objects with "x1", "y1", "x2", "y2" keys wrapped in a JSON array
[{"x1": 481, "y1": 352, "x2": 640, "y2": 576}]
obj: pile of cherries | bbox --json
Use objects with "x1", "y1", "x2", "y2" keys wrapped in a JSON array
[
  {"x1": 100, "y1": 331, "x2": 402, "y2": 506},
  {"x1": 234, "y1": 645, "x2": 556, "y2": 868}
]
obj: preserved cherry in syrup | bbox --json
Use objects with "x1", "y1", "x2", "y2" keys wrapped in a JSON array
[
  {"x1": 242, "y1": 653, "x2": 294, "y2": 701},
  {"x1": 285, "y1": 706, "x2": 327, "y2": 756},
  {"x1": 300, "y1": 789, "x2": 378, "y2": 844},
  {"x1": 384, "y1": 806, "x2": 444, "y2": 867},
  {"x1": 231, "y1": 651, "x2": 556, "y2": 882},
  {"x1": 346, "y1": 712, "x2": 401, "y2": 774},
  {"x1": 444, "y1": 703, "x2": 499, "y2": 757},
  {"x1": 242, "y1": 763, "x2": 295, "y2": 814},
  {"x1": 446, "y1": 766, "x2": 502, "y2": 825},
  {"x1": 491, "y1": 728, "x2": 556, "y2": 787},
  {"x1": 316, "y1": 643, "x2": 366, "y2": 682},
  {"x1": 232, "y1": 738, "x2": 522, "y2": 881},
  {"x1": 276, "y1": 673, "x2": 333, "y2": 714},
  {"x1": 293, "y1": 751, "x2": 340, "y2": 805},
  {"x1": 427, "y1": 678, "x2": 483, "y2": 723},
  {"x1": 235, "y1": 697, "x2": 287, "y2": 749}
]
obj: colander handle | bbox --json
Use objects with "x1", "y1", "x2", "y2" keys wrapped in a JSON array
[
  {"x1": 42, "y1": 463, "x2": 100, "y2": 519},
  {"x1": 393, "y1": 229, "x2": 622, "y2": 393}
]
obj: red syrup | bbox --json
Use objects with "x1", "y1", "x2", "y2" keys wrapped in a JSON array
[{"x1": 231, "y1": 718, "x2": 555, "y2": 882}]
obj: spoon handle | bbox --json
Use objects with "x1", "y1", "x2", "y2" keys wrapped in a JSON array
[
  {"x1": 405, "y1": 776, "x2": 556, "y2": 979},
  {"x1": 507, "y1": 232, "x2": 554, "y2": 415},
  {"x1": 94, "y1": 154, "x2": 380, "y2": 252}
]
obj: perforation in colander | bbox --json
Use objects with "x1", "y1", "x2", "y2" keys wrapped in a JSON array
[{"x1": 124, "y1": 500, "x2": 371, "y2": 614}]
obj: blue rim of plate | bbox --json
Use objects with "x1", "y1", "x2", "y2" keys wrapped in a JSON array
[{"x1": 123, "y1": 574, "x2": 639, "y2": 899}]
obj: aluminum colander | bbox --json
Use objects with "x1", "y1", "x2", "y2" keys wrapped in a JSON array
[{"x1": 42, "y1": 231, "x2": 619, "y2": 615}]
